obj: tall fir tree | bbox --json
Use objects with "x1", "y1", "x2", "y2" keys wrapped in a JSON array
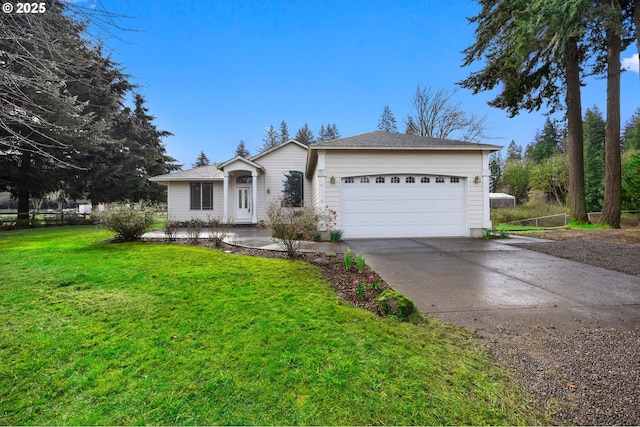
[
  {"x1": 488, "y1": 151, "x2": 503, "y2": 193},
  {"x1": 318, "y1": 123, "x2": 340, "y2": 142},
  {"x1": 260, "y1": 124, "x2": 280, "y2": 152},
  {"x1": 235, "y1": 140, "x2": 250, "y2": 158},
  {"x1": 294, "y1": 123, "x2": 315, "y2": 145},
  {"x1": 583, "y1": 107, "x2": 606, "y2": 211},
  {"x1": 377, "y1": 105, "x2": 398, "y2": 132},
  {"x1": 623, "y1": 108, "x2": 640, "y2": 152},
  {"x1": 505, "y1": 140, "x2": 523, "y2": 163},
  {"x1": 279, "y1": 121, "x2": 290, "y2": 144},
  {"x1": 526, "y1": 118, "x2": 565, "y2": 164},
  {"x1": 193, "y1": 151, "x2": 210, "y2": 167}
]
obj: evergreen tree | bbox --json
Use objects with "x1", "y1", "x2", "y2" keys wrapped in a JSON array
[
  {"x1": 279, "y1": 121, "x2": 290, "y2": 144},
  {"x1": 260, "y1": 124, "x2": 280, "y2": 152},
  {"x1": 623, "y1": 108, "x2": 640, "y2": 151},
  {"x1": 488, "y1": 151, "x2": 503, "y2": 193},
  {"x1": 0, "y1": 4, "x2": 111, "y2": 225},
  {"x1": 318, "y1": 123, "x2": 340, "y2": 142},
  {"x1": 505, "y1": 140, "x2": 523, "y2": 162},
  {"x1": 405, "y1": 116, "x2": 418, "y2": 135},
  {"x1": 460, "y1": 0, "x2": 594, "y2": 222},
  {"x1": 235, "y1": 140, "x2": 250, "y2": 158},
  {"x1": 583, "y1": 107, "x2": 606, "y2": 211},
  {"x1": 526, "y1": 118, "x2": 564, "y2": 164},
  {"x1": 294, "y1": 123, "x2": 315, "y2": 145},
  {"x1": 193, "y1": 151, "x2": 210, "y2": 167},
  {"x1": 377, "y1": 105, "x2": 398, "y2": 132}
]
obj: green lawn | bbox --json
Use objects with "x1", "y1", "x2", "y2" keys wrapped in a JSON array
[{"x1": 0, "y1": 227, "x2": 545, "y2": 425}]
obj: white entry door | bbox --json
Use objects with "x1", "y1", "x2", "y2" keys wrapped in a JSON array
[{"x1": 235, "y1": 186, "x2": 251, "y2": 221}]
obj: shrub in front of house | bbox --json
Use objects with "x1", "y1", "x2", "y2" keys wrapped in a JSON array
[
  {"x1": 376, "y1": 290, "x2": 416, "y2": 321},
  {"x1": 267, "y1": 198, "x2": 335, "y2": 257},
  {"x1": 97, "y1": 204, "x2": 155, "y2": 242}
]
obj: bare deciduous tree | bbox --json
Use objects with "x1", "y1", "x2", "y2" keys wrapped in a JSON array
[{"x1": 404, "y1": 85, "x2": 487, "y2": 142}]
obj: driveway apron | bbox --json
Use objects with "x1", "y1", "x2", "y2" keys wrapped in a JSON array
[{"x1": 345, "y1": 237, "x2": 640, "y2": 333}]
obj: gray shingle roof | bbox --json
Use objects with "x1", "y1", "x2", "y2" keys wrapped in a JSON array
[
  {"x1": 311, "y1": 130, "x2": 501, "y2": 150},
  {"x1": 148, "y1": 164, "x2": 223, "y2": 182}
]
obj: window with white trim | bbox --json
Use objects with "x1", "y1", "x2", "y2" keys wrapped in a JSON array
[
  {"x1": 390, "y1": 176, "x2": 400, "y2": 183},
  {"x1": 435, "y1": 176, "x2": 445, "y2": 183},
  {"x1": 190, "y1": 182, "x2": 214, "y2": 210},
  {"x1": 344, "y1": 177, "x2": 354, "y2": 184},
  {"x1": 406, "y1": 176, "x2": 415, "y2": 183},
  {"x1": 421, "y1": 176, "x2": 430, "y2": 183},
  {"x1": 450, "y1": 177, "x2": 460, "y2": 183},
  {"x1": 360, "y1": 176, "x2": 370, "y2": 184},
  {"x1": 375, "y1": 176, "x2": 385, "y2": 184}
]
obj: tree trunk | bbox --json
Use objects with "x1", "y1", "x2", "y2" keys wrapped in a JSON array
[
  {"x1": 600, "y1": 14, "x2": 622, "y2": 228},
  {"x1": 16, "y1": 191, "x2": 30, "y2": 228},
  {"x1": 565, "y1": 37, "x2": 588, "y2": 223}
]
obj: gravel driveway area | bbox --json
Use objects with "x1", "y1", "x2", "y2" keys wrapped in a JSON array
[{"x1": 486, "y1": 235, "x2": 640, "y2": 425}]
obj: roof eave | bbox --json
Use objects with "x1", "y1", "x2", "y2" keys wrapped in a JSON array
[{"x1": 309, "y1": 145, "x2": 502, "y2": 151}]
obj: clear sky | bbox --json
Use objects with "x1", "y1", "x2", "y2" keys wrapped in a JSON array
[{"x1": 91, "y1": 0, "x2": 640, "y2": 169}]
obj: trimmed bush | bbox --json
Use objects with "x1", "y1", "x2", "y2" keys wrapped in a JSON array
[
  {"x1": 376, "y1": 290, "x2": 416, "y2": 321},
  {"x1": 97, "y1": 204, "x2": 155, "y2": 241}
]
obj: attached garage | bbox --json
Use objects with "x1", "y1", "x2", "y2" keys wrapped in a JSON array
[
  {"x1": 341, "y1": 174, "x2": 467, "y2": 238},
  {"x1": 306, "y1": 131, "x2": 501, "y2": 239}
]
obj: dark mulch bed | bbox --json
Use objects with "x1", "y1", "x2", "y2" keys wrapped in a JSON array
[{"x1": 143, "y1": 238, "x2": 391, "y2": 317}]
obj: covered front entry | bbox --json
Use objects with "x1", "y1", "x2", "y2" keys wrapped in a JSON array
[
  {"x1": 220, "y1": 156, "x2": 263, "y2": 224},
  {"x1": 341, "y1": 174, "x2": 468, "y2": 238}
]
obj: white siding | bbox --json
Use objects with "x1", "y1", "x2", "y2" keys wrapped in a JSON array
[
  {"x1": 166, "y1": 181, "x2": 224, "y2": 222},
  {"x1": 251, "y1": 142, "x2": 310, "y2": 221}
]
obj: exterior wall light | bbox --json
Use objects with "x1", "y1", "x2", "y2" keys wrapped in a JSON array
[
  {"x1": 474, "y1": 176, "x2": 481, "y2": 184},
  {"x1": 330, "y1": 176, "x2": 336, "y2": 184}
]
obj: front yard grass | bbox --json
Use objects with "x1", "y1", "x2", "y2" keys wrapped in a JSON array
[{"x1": 0, "y1": 227, "x2": 545, "y2": 425}]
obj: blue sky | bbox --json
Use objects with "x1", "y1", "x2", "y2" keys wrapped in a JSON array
[{"x1": 91, "y1": 0, "x2": 640, "y2": 168}]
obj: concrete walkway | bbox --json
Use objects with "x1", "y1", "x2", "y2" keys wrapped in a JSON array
[
  {"x1": 143, "y1": 227, "x2": 348, "y2": 253},
  {"x1": 345, "y1": 237, "x2": 640, "y2": 334}
]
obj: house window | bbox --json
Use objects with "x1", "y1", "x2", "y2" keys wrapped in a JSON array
[
  {"x1": 450, "y1": 177, "x2": 460, "y2": 183},
  {"x1": 344, "y1": 177, "x2": 354, "y2": 184},
  {"x1": 190, "y1": 182, "x2": 214, "y2": 210},
  {"x1": 435, "y1": 176, "x2": 445, "y2": 183},
  {"x1": 360, "y1": 176, "x2": 370, "y2": 184},
  {"x1": 282, "y1": 170, "x2": 304, "y2": 207},
  {"x1": 406, "y1": 177, "x2": 415, "y2": 183},
  {"x1": 375, "y1": 176, "x2": 385, "y2": 184},
  {"x1": 421, "y1": 177, "x2": 430, "y2": 183},
  {"x1": 390, "y1": 176, "x2": 400, "y2": 183},
  {"x1": 236, "y1": 175, "x2": 252, "y2": 184}
]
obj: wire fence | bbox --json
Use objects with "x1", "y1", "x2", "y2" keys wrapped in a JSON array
[
  {"x1": 507, "y1": 210, "x2": 640, "y2": 228},
  {"x1": 507, "y1": 213, "x2": 568, "y2": 227}
]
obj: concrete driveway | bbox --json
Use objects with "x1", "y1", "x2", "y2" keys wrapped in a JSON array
[{"x1": 345, "y1": 237, "x2": 640, "y2": 333}]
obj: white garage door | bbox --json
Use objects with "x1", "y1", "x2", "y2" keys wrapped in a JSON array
[{"x1": 341, "y1": 175, "x2": 467, "y2": 238}]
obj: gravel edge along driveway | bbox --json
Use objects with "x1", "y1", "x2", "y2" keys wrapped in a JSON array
[{"x1": 485, "y1": 237, "x2": 640, "y2": 425}]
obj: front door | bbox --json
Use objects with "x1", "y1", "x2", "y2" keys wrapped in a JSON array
[{"x1": 235, "y1": 186, "x2": 251, "y2": 221}]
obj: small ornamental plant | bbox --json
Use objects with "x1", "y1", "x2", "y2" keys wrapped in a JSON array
[
  {"x1": 356, "y1": 253, "x2": 366, "y2": 273},
  {"x1": 369, "y1": 274, "x2": 379, "y2": 290},
  {"x1": 355, "y1": 280, "x2": 364, "y2": 299},
  {"x1": 344, "y1": 248, "x2": 352, "y2": 270}
]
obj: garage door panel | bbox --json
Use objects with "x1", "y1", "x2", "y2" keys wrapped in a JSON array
[{"x1": 341, "y1": 175, "x2": 467, "y2": 238}]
